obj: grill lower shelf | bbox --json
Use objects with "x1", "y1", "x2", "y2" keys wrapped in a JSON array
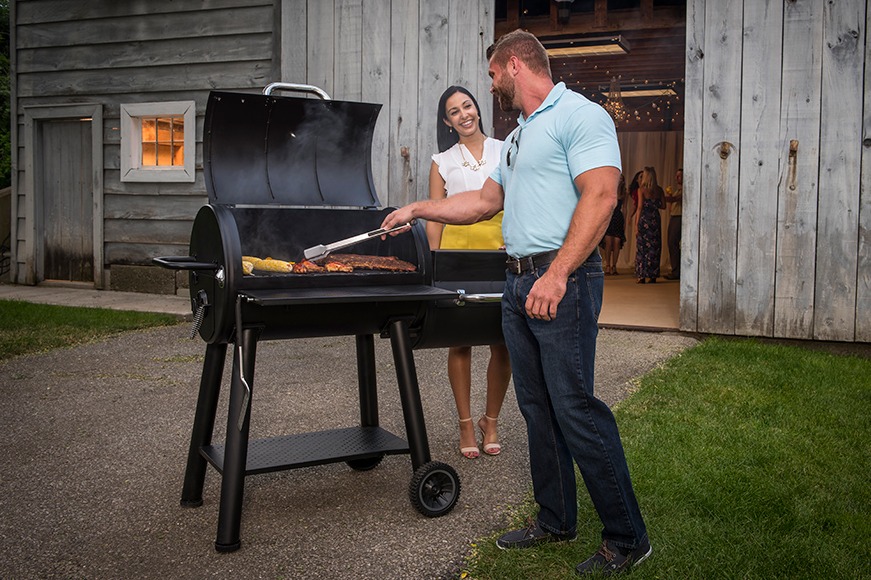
[{"x1": 201, "y1": 426, "x2": 410, "y2": 475}]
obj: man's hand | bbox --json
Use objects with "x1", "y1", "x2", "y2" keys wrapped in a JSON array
[
  {"x1": 380, "y1": 203, "x2": 419, "y2": 238},
  {"x1": 525, "y1": 269, "x2": 567, "y2": 321}
]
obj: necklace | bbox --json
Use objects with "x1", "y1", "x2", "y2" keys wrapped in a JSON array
[{"x1": 459, "y1": 144, "x2": 486, "y2": 171}]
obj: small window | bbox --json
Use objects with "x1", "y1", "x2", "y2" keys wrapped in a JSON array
[{"x1": 120, "y1": 101, "x2": 195, "y2": 182}]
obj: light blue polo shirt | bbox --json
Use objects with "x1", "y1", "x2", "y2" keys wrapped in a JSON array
[{"x1": 490, "y1": 82, "x2": 621, "y2": 258}]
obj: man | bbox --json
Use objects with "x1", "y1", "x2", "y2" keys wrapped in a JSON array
[
  {"x1": 664, "y1": 168, "x2": 683, "y2": 280},
  {"x1": 381, "y1": 29, "x2": 650, "y2": 576}
]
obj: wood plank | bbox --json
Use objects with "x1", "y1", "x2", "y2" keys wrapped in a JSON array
[
  {"x1": 774, "y1": 0, "x2": 823, "y2": 339},
  {"x1": 388, "y1": 3, "x2": 420, "y2": 208},
  {"x1": 307, "y1": 0, "x2": 335, "y2": 97},
  {"x1": 813, "y1": 0, "x2": 864, "y2": 341},
  {"x1": 280, "y1": 0, "x2": 307, "y2": 83},
  {"x1": 105, "y1": 242, "x2": 191, "y2": 265},
  {"x1": 448, "y1": 0, "x2": 477, "y2": 89},
  {"x1": 335, "y1": 0, "x2": 363, "y2": 101},
  {"x1": 477, "y1": 1, "x2": 496, "y2": 136},
  {"x1": 105, "y1": 219, "x2": 193, "y2": 245},
  {"x1": 362, "y1": 0, "x2": 391, "y2": 204},
  {"x1": 734, "y1": 0, "x2": 783, "y2": 336},
  {"x1": 696, "y1": 0, "x2": 742, "y2": 335},
  {"x1": 417, "y1": 0, "x2": 450, "y2": 206},
  {"x1": 858, "y1": 6, "x2": 871, "y2": 342},
  {"x1": 679, "y1": 0, "x2": 705, "y2": 332},
  {"x1": 16, "y1": 0, "x2": 271, "y2": 24},
  {"x1": 16, "y1": 34, "x2": 274, "y2": 72},
  {"x1": 16, "y1": 6, "x2": 273, "y2": 49},
  {"x1": 104, "y1": 194, "x2": 206, "y2": 221},
  {"x1": 17, "y1": 60, "x2": 273, "y2": 97}
]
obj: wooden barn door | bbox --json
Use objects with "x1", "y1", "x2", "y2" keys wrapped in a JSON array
[
  {"x1": 36, "y1": 117, "x2": 94, "y2": 283},
  {"x1": 24, "y1": 104, "x2": 104, "y2": 288}
]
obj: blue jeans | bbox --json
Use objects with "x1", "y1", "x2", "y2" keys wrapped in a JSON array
[{"x1": 501, "y1": 252, "x2": 647, "y2": 550}]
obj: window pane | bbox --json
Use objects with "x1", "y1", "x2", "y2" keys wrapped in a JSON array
[{"x1": 140, "y1": 115, "x2": 185, "y2": 167}]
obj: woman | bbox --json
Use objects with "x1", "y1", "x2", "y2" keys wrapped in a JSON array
[
  {"x1": 600, "y1": 173, "x2": 627, "y2": 275},
  {"x1": 634, "y1": 166, "x2": 665, "y2": 283},
  {"x1": 427, "y1": 86, "x2": 511, "y2": 459}
]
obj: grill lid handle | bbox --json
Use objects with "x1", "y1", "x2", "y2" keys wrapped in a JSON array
[{"x1": 262, "y1": 82, "x2": 331, "y2": 100}]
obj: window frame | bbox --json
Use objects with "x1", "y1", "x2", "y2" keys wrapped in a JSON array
[{"x1": 120, "y1": 101, "x2": 195, "y2": 183}]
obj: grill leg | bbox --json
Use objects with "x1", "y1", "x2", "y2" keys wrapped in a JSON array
[
  {"x1": 181, "y1": 342, "x2": 227, "y2": 507},
  {"x1": 356, "y1": 334, "x2": 378, "y2": 427},
  {"x1": 215, "y1": 328, "x2": 259, "y2": 552},
  {"x1": 388, "y1": 318, "x2": 431, "y2": 470}
]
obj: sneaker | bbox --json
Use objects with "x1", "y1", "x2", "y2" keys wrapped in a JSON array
[
  {"x1": 575, "y1": 537, "x2": 652, "y2": 576},
  {"x1": 496, "y1": 518, "x2": 577, "y2": 550}
]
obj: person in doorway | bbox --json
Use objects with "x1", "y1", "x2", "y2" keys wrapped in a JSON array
[
  {"x1": 381, "y1": 29, "x2": 650, "y2": 577},
  {"x1": 664, "y1": 168, "x2": 683, "y2": 280},
  {"x1": 426, "y1": 85, "x2": 512, "y2": 459},
  {"x1": 634, "y1": 166, "x2": 665, "y2": 284},
  {"x1": 600, "y1": 172, "x2": 627, "y2": 275}
]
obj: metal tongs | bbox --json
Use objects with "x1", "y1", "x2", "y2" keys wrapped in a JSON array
[{"x1": 303, "y1": 222, "x2": 413, "y2": 262}]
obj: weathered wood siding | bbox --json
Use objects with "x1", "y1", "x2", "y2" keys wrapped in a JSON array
[
  {"x1": 280, "y1": 0, "x2": 495, "y2": 209},
  {"x1": 11, "y1": 0, "x2": 277, "y2": 281},
  {"x1": 11, "y1": 0, "x2": 494, "y2": 285},
  {"x1": 683, "y1": 0, "x2": 869, "y2": 342}
]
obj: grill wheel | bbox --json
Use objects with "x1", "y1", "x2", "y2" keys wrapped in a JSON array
[{"x1": 409, "y1": 461, "x2": 460, "y2": 517}]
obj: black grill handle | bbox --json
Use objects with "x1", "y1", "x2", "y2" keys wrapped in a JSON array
[{"x1": 152, "y1": 256, "x2": 220, "y2": 272}]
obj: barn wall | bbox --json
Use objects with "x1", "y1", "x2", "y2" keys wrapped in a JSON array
[
  {"x1": 683, "y1": 0, "x2": 869, "y2": 342},
  {"x1": 10, "y1": 0, "x2": 277, "y2": 284},
  {"x1": 279, "y1": 0, "x2": 495, "y2": 209}
]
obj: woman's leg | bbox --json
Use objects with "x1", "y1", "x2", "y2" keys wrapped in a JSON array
[
  {"x1": 448, "y1": 346, "x2": 477, "y2": 457},
  {"x1": 479, "y1": 343, "x2": 512, "y2": 453}
]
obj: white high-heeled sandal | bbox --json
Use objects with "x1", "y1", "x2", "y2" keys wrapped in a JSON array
[
  {"x1": 478, "y1": 414, "x2": 502, "y2": 456},
  {"x1": 458, "y1": 417, "x2": 479, "y2": 459}
]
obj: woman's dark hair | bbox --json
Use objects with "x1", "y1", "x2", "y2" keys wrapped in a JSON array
[{"x1": 436, "y1": 85, "x2": 486, "y2": 152}]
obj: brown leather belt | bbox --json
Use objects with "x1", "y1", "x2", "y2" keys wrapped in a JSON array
[{"x1": 506, "y1": 249, "x2": 560, "y2": 275}]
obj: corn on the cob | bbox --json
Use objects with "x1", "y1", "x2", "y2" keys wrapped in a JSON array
[
  {"x1": 254, "y1": 257, "x2": 294, "y2": 273},
  {"x1": 242, "y1": 255, "x2": 263, "y2": 267},
  {"x1": 242, "y1": 260, "x2": 254, "y2": 275}
]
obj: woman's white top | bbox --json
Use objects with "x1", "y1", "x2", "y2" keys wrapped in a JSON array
[{"x1": 432, "y1": 137, "x2": 503, "y2": 196}]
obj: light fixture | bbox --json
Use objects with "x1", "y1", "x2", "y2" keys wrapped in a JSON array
[
  {"x1": 540, "y1": 34, "x2": 630, "y2": 58},
  {"x1": 602, "y1": 77, "x2": 628, "y2": 124},
  {"x1": 601, "y1": 85, "x2": 677, "y2": 99},
  {"x1": 554, "y1": 0, "x2": 574, "y2": 25}
]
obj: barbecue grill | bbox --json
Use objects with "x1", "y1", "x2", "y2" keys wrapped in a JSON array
[{"x1": 153, "y1": 83, "x2": 506, "y2": 552}]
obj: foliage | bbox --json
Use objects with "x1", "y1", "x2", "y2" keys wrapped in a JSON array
[
  {"x1": 462, "y1": 338, "x2": 871, "y2": 579},
  {"x1": 0, "y1": 300, "x2": 180, "y2": 360}
]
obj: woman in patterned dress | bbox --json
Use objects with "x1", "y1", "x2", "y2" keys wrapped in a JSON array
[{"x1": 634, "y1": 166, "x2": 665, "y2": 283}]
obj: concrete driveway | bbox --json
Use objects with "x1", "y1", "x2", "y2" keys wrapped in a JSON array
[{"x1": 0, "y1": 322, "x2": 697, "y2": 579}]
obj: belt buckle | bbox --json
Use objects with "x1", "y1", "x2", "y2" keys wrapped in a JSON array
[{"x1": 507, "y1": 258, "x2": 521, "y2": 275}]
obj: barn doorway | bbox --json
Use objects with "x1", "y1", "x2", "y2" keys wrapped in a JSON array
[
  {"x1": 24, "y1": 104, "x2": 104, "y2": 287},
  {"x1": 494, "y1": 0, "x2": 686, "y2": 330}
]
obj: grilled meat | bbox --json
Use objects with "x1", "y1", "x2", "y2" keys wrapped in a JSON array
[
  {"x1": 325, "y1": 261, "x2": 354, "y2": 273},
  {"x1": 329, "y1": 254, "x2": 416, "y2": 272},
  {"x1": 292, "y1": 259, "x2": 326, "y2": 273}
]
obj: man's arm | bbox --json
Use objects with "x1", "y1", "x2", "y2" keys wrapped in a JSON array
[
  {"x1": 524, "y1": 165, "x2": 618, "y2": 320},
  {"x1": 381, "y1": 177, "x2": 505, "y2": 232}
]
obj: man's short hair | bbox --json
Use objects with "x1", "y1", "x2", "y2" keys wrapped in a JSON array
[{"x1": 487, "y1": 29, "x2": 551, "y2": 77}]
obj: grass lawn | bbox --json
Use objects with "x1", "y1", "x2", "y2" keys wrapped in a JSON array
[
  {"x1": 0, "y1": 299, "x2": 180, "y2": 361},
  {"x1": 462, "y1": 337, "x2": 871, "y2": 579}
]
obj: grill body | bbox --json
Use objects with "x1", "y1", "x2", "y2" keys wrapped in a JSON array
[{"x1": 154, "y1": 85, "x2": 506, "y2": 552}]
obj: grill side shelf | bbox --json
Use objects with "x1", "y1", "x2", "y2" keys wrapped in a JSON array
[{"x1": 201, "y1": 426, "x2": 409, "y2": 475}]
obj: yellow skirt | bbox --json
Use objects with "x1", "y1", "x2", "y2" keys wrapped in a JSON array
[{"x1": 440, "y1": 212, "x2": 504, "y2": 250}]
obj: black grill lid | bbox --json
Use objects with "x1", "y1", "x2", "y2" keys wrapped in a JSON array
[{"x1": 203, "y1": 91, "x2": 382, "y2": 208}]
